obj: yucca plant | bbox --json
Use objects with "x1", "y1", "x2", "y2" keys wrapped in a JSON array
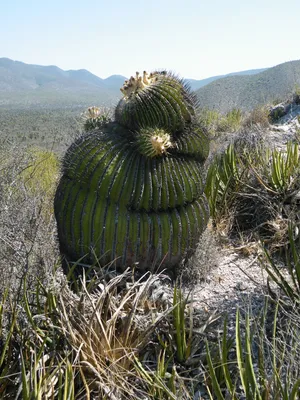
[
  {"x1": 205, "y1": 303, "x2": 300, "y2": 399},
  {"x1": 262, "y1": 224, "x2": 300, "y2": 305},
  {"x1": 205, "y1": 143, "x2": 245, "y2": 223},
  {"x1": 54, "y1": 70, "x2": 209, "y2": 274},
  {"x1": 266, "y1": 142, "x2": 300, "y2": 194}
]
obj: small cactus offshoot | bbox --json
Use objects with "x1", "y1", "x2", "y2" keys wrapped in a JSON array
[
  {"x1": 54, "y1": 70, "x2": 210, "y2": 274},
  {"x1": 135, "y1": 128, "x2": 172, "y2": 157},
  {"x1": 82, "y1": 106, "x2": 112, "y2": 131}
]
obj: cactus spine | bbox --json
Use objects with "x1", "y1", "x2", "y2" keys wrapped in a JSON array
[{"x1": 54, "y1": 70, "x2": 209, "y2": 273}]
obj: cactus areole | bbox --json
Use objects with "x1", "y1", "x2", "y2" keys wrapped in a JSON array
[{"x1": 54, "y1": 71, "x2": 210, "y2": 273}]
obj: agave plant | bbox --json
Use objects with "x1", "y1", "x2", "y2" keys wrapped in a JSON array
[{"x1": 54, "y1": 71, "x2": 209, "y2": 273}]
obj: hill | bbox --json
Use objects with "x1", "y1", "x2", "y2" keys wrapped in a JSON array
[
  {"x1": 187, "y1": 68, "x2": 266, "y2": 91},
  {"x1": 196, "y1": 60, "x2": 300, "y2": 113},
  {"x1": 0, "y1": 58, "x2": 127, "y2": 108}
]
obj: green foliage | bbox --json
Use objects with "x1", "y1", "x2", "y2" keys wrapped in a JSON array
[
  {"x1": 0, "y1": 271, "x2": 215, "y2": 399},
  {"x1": 268, "y1": 104, "x2": 287, "y2": 123},
  {"x1": 0, "y1": 277, "x2": 74, "y2": 398},
  {"x1": 219, "y1": 108, "x2": 243, "y2": 132},
  {"x1": 197, "y1": 108, "x2": 221, "y2": 135},
  {"x1": 134, "y1": 354, "x2": 179, "y2": 399},
  {"x1": 266, "y1": 142, "x2": 300, "y2": 193},
  {"x1": 172, "y1": 286, "x2": 192, "y2": 363},
  {"x1": 20, "y1": 147, "x2": 59, "y2": 196},
  {"x1": 1, "y1": 262, "x2": 300, "y2": 399},
  {"x1": 205, "y1": 143, "x2": 244, "y2": 223},
  {"x1": 197, "y1": 107, "x2": 242, "y2": 137}
]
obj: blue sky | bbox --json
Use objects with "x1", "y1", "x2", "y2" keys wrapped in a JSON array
[{"x1": 1, "y1": 0, "x2": 299, "y2": 80}]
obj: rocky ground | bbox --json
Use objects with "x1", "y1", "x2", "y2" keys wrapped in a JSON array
[{"x1": 198, "y1": 104, "x2": 299, "y2": 311}]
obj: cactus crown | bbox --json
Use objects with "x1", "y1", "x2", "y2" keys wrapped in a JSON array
[
  {"x1": 115, "y1": 70, "x2": 199, "y2": 133},
  {"x1": 120, "y1": 71, "x2": 158, "y2": 97}
]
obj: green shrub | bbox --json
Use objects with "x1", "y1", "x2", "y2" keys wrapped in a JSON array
[
  {"x1": 20, "y1": 147, "x2": 59, "y2": 197},
  {"x1": 218, "y1": 108, "x2": 242, "y2": 132},
  {"x1": 197, "y1": 107, "x2": 242, "y2": 137},
  {"x1": 197, "y1": 108, "x2": 221, "y2": 135}
]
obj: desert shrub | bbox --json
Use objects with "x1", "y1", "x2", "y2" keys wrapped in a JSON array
[
  {"x1": 19, "y1": 147, "x2": 59, "y2": 196},
  {"x1": 0, "y1": 143, "x2": 59, "y2": 297},
  {"x1": 218, "y1": 108, "x2": 243, "y2": 133},
  {"x1": 0, "y1": 268, "x2": 222, "y2": 399},
  {"x1": 269, "y1": 104, "x2": 288, "y2": 123},
  {"x1": 197, "y1": 108, "x2": 221, "y2": 135},
  {"x1": 242, "y1": 105, "x2": 270, "y2": 129},
  {"x1": 262, "y1": 224, "x2": 300, "y2": 305},
  {"x1": 198, "y1": 107, "x2": 243, "y2": 138},
  {"x1": 1, "y1": 135, "x2": 300, "y2": 399}
]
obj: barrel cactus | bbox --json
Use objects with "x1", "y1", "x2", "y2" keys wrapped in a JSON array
[{"x1": 54, "y1": 71, "x2": 210, "y2": 274}]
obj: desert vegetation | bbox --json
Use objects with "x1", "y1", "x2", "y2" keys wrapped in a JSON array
[
  {"x1": 0, "y1": 108, "x2": 83, "y2": 153},
  {"x1": 1, "y1": 83, "x2": 300, "y2": 399}
]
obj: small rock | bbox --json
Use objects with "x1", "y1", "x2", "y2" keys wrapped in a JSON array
[
  {"x1": 235, "y1": 281, "x2": 248, "y2": 291},
  {"x1": 269, "y1": 103, "x2": 288, "y2": 122}
]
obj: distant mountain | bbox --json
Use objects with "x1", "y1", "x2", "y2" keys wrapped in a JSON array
[
  {"x1": 187, "y1": 68, "x2": 267, "y2": 91},
  {"x1": 0, "y1": 58, "x2": 126, "y2": 108},
  {"x1": 103, "y1": 75, "x2": 128, "y2": 89},
  {"x1": 195, "y1": 60, "x2": 300, "y2": 113},
  {"x1": 1, "y1": 57, "x2": 300, "y2": 112}
]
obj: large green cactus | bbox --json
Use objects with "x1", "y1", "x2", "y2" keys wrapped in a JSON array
[{"x1": 54, "y1": 71, "x2": 210, "y2": 273}]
